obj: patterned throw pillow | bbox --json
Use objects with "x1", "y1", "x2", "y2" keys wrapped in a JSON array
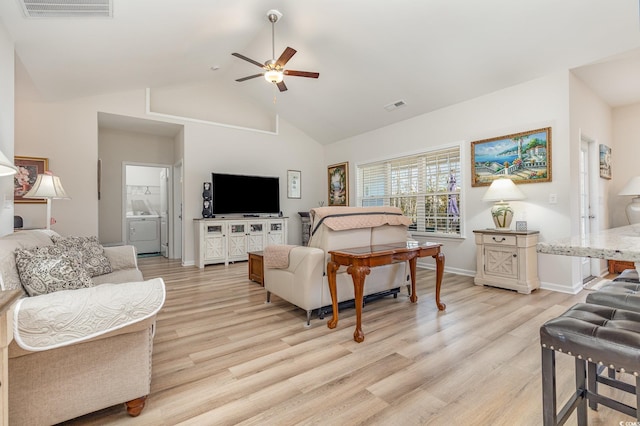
[
  {"x1": 15, "y1": 246, "x2": 93, "y2": 297},
  {"x1": 51, "y1": 235, "x2": 112, "y2": 277}
]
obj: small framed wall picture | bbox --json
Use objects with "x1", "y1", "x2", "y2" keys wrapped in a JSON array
[
  {"x1": 599, "y1": 144, "x2": 612, "y2": 179},
  {"x1": 14, "y1": 156, "x2": 48, "y2": 203},
  {"x1": 328, "y1": 162, "x2": 349, "y2": 206},
  {"x1": 287, "y1": 170, "x2": 301, "y2": 199}
]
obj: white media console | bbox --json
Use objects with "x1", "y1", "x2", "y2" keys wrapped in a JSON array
[{"x1": 194, "y1": 217, "x2": 288, "y2": 267}]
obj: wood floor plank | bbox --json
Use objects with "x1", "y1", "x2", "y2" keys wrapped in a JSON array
[{"x1": 59, "y1": 257, "x2": 636, "y2": 425}]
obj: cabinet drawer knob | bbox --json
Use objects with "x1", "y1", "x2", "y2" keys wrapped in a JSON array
[
  {"x1": 492, "y1": 237, "x2": 506, "y2": 242},
  {"x1": 513, "y1": 254, "x2": 517, "y2": 258}
]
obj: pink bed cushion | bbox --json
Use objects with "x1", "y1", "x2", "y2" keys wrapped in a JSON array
[{"x1": 15, "y1": 246, "x2": 93, "y2": 297}]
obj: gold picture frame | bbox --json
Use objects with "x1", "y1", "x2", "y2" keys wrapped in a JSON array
[
  {"x1": 471, "y1": 127, "x2": 552, "y2": 187},
  {"x1": 14, "y1": 156, "x2": 48, "y2": 203},
  {"x1": 327, "y1": 162, "x2": 349, "y2": 206}
]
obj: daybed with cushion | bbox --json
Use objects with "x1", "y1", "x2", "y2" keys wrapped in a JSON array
[
  {"x1": 0, "y1": 229, "x2": 165, "y2": 426},
  {"x1": 264, "y1": 206, "x2": 413, "y2": 325}
]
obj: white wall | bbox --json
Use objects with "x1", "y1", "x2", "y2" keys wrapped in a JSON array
[
  {"x1": 14, "y1": 81, "x2": 325, "y2": 263},
  {"x1": 0, "y1": 23, "x2": 15, "y2": 235},
  {"x1": 13, "y1": 56, "x2": 620, "y2": 290},
  {"x1": 98, "y1": 128, "x2": 176, "y2": 245},
  {"x1": 567, "y1": 72, "x2": 614, "y2": 281},
  {"x1": 181, "y1": 117, "x2": 324, "y2": 263},
  {"x1": 611, "y1": 102, "x2": 640, "y2": 227},
  {"x1": 325, "y1": 72, "x2": 577, "y2": 291}
]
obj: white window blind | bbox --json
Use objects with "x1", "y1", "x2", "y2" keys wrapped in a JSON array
[{"x1": 357, "y1": 145, "x2": 462, "y2": 237}]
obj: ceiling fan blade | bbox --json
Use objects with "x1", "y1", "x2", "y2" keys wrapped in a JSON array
[
  {"x1": 232, "y1": 53, "x2": 265, "y2": 69},
  {"x1": 275, "y1": 47, "x2": 297, "y2": 68},
  {"x1": 236, "y1": 73, "x2": 264, "y2": 82},
  {"x1": 284, "y1": 70, "x2": 320, "y2": 79},
  {"x1": 276, "y1": 81, "x2": 288, "y2": 92}
]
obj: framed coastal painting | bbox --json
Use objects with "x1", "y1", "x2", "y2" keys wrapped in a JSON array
[
  {"x1": 471, "y1": 127, "x2": 552, "y2": 187},
  {"x1": 599, "y1": 144, "x2": 612, "y2": 179},
  {"x1": 327, "y1": 162, "x2": 348, "y2": 206},
  {"x1": 14, "y1": 156, "x2": 48, "y2": 203}
]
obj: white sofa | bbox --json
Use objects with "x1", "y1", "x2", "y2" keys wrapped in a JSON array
[
  {"x1": 0, "y1": 230, "x2": 165, "y2": 426},
  {"x1": 264, "y1": 206, "x2": 413, "y2": 325}
]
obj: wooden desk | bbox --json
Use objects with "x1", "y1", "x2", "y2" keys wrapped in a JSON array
[
  {"x1": 248, "y1": 251, "x2": 264, "y2": 286},
  {"x1": 327, "y1": 241, "x2": 445, "y2": 342}
]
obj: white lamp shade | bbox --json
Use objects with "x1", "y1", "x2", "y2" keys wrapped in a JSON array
[
  {"x1": 23, "y1": 174, "x2": 70, "y2": 199},
  {"x1": 619, "y1": 177, "x2": 640, "y2": 196},
  {"x1": 0, "y1": 150, "x2": 17, "y2": 177},
  {"x1": 481, "y1": 178, "x2": 525, "y2": 202}
]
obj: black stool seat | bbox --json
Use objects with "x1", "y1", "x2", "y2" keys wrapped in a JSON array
[
  {"x1": 614, "y1": 268, "x2": 640, "y2": 283},
  {"x1": 586, "y1": 281, "x2": 640, "y2": 313},
  {"x1": 540, "y1": 303, "x2": 640, "y2": 425}
]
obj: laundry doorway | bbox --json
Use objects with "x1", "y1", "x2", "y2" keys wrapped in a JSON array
[{"x1": 123, "y1": 163, "x2": 171, "y2": 258}]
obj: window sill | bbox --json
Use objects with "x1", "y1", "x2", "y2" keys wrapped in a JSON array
[{"x1": 410, "y1": 231, "x2": 466, "y2": 241}]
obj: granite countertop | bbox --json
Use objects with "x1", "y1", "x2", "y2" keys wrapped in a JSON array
[{"x1": 536, "y1": 224, "x2": 640, "y2": 261}]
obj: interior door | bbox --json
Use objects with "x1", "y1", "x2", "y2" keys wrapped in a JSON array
[
  {"x1": 579, "y1": 136, "x2": 597, "y2": 283},
  {"x1": 172, "y1": 160, "x2": 183, "y2": 262},
  {"x1": 159, "y1": 167, "x2": 169, "y2": 258}
]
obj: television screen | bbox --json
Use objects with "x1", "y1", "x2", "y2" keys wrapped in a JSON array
[{"x1": 211, "y1": 173, "x2": 280, "y2": 215}]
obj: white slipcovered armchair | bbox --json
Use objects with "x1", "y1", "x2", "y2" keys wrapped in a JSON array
[{"x1": 264, "y1": 207, "x2": 413, "y2": 325}]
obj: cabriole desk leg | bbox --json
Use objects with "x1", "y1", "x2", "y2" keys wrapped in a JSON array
[
  {"x1": 327, "y1": 261, "x2": 340, "y2": 329},
  {"x1": 409, "y1": 256, "x2": 418, "y2": 303},
  {"x1": 434, "y1": 252, "x2": 446, "y2": 311},
  {"x1": 348, "y1": 264, "x2": 370, "y2": 342}
]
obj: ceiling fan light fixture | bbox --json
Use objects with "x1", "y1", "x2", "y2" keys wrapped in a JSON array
[{"x1": 264, "y1": 69, "x2": 284, "y2": 83}]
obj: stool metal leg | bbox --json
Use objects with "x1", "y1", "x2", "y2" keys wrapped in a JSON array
[
  {"x1": 542, "y1": 346, "x2": 557, "y2": 425},
  {"x1": 636, "y1": 375, "x2": 640, "y2": 421},
  {"x1": 541, "y1": 346, "x2": 588, "y2": 426},
  {"x1": 588, "y1": 362, "x2": 598, "y2": 411},
  {"x1": 575, "y1": 358, "x2": 587, "y2": 425}
]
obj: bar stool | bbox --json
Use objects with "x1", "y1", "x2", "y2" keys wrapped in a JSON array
[
  {"x1": 614, "y1": 268, "x2": 640, "y2": 283},
  {"x1": 586, "y1": 281, "x2": 640, "y2": 313},
  {"x1": 540, "y1": 303, "x2": 640, "y2": 425}
]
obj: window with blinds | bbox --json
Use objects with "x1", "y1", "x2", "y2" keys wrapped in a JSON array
[{"x1": 357, "y1": 145, "x2": 462, "y2": 237}]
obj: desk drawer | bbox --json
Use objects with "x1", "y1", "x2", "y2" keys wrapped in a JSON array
[{"x1": 483, "y1": 234, "x2": 516, "y2": 246}]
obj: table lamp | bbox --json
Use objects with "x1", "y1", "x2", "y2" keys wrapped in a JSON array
[
  {"x1": 23, "y1": 172, "x2": 70, "y2": 229},
  {"x1": 619, "y1": 176, "x2": 640, "y2": 224},
  {"x1": 481, "y1": 177, "x2": 525, "y2": 230},
  {"x1": 0, "y1": 150, "x2": 17, "y2": 176}
]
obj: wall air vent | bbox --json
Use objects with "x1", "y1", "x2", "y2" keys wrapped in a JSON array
[
  {"x1": 384, "y1": 99, "x2": 407, "y2": 112},
  {"x1": 19, "y1": 0, "x2": 113, "y2": 18}
]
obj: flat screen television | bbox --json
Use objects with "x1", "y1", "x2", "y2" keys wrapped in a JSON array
[{"x1": 211, "y1": 172, "x2": 280, "y2": 215}]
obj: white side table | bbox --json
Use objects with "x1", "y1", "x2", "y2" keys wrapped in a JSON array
[{"x1": 473, "y1": 229, "x2": 540, "y2": 294}]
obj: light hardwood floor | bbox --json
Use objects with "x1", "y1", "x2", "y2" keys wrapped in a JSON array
[{"x1": 63, "y1": 257, "x2": 635, "y2": 425}]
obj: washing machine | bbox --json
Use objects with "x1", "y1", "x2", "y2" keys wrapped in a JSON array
[{"x1": 126, "y1": 215, "x2": 161, "y2": 254}]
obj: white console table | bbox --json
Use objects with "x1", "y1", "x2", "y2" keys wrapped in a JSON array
[
  {"x1": 473, "y1": 229, "x2": 540, "y2": 294},
  {"x1": 194, "y1": 217, "x2": 288, "y2": 268}
]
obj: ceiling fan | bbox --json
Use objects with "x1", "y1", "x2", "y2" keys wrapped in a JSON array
[{"x1": 232, "y1": 9, "x2": 319, "y2": 92}]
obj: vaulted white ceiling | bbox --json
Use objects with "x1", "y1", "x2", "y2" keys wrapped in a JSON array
[{"x1": 2, "y1": 0, "x2": 640, "y2": 144}]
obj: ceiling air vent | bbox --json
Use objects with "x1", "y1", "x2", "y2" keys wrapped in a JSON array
[
  {"x1": 19, "y1": 0, "x2": 113, "y2": 18},
  {"x1": 384, "y1": 99, "x2": 407, "y2": 112}
]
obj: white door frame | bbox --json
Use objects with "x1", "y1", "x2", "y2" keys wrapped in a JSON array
[
  {"x1": 172, "y1": 159, "x2": 184, "y2": 262},
  {"x1": 579, "y1": 132, "x2": 600, "y2": 281},
  {"x1": 122, "y1": 162, "x2": 173, "y2": 256}
]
